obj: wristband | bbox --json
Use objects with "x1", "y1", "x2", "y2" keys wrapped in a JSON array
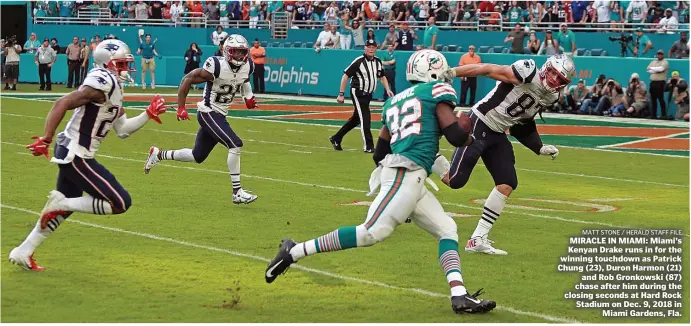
[{"x1": 339, "y1": 92, "x2": 345, "y2": 96}]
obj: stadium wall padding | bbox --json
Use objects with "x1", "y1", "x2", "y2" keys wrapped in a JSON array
[{"x1": 27, "y1": 23, "x2": 684, "y2": 58}]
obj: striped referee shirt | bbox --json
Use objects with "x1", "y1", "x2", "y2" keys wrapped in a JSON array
[{"x1": 344, "y1": 54, "x2": 384, "y2": 94}]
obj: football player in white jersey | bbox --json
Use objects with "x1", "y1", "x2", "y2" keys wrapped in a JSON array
[
  {"x1": 144, "y1": 34, "x2": 258, "y2": 204},
  {"x1": 435, "y1": 54, "x2": 575, "y2": 255},
  {"x1": 10, "y1": 40, "x2": 167, "y2": 271}
]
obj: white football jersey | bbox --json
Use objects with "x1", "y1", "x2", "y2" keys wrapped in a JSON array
[
  {"x1": 197, "y1": 56, "x2": 254, "y2": 115},
  {"x1": 471, "y1": 59, "x2": 559, "y2": 133},
  {"x1": 60, "y1": 68, "x2": 124, "y2": 160}
]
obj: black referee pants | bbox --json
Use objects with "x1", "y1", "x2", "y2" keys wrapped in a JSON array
[
  {"x1": 38, "y1": 63, "x2": 52, "y2": 90},
  {"x1": 333, "y1": 89, "x2": 374, "y2": 150},
  {"x1": 649, "y1": 80, "x2": 666, "y2": 118},
  {"x1": 460, "y1": 77, "x2": 477, "y2": 106}
]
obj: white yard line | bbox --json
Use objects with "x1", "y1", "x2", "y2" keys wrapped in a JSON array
[
  {"x1": 0, "y1": 204, "x2": 581, "y2": 324},
  {"x1": 598, "y1": 131, "x2": 690, "y2": 149},
  {"x1": 288, "y1": 149, "x2": 312, "y2": 154}
]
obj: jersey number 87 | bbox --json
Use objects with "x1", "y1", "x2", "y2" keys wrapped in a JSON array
[{"x1": 386, "y1": 98, "x2": 422, "y2": 143}]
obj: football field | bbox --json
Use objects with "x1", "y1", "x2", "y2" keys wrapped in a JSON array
[{"x1": 1, "y1": 88, "x2": 689, "y2": 323}]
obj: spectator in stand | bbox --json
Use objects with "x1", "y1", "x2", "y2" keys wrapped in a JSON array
[
  {"x1": 526, "y1": 30, "x2": 540, "y2": 54},
  {"x1": 668, "y1": 32, "x2": 689, "y2": 59},
  {"x1": 395, "y1": 22, "x2": 417, "y2": 50},
  {"x1": 325, "y1": 1, "x2": 338, "y2": 22},
  {"x1": 593, "y1": 0, "x2": 610, "y2": 29},
  {"x1": 504, "y1": 23, "x2": 529, "y2": 54},
  {"x1": 366, "y1": 28, "x2": 377, "y2": 43},
  {"x1": 379, "y1": 0, "x2": 392, "y2": 22},
  {"x1": 314, "y1": 22, "x2": 331, "y2": 50},
  {"x1": 657, "y1": 8, "x2": 678, "y2": 34},
  {"x1": 249, "y1": 1, "x2": 260, "y2": 28},
  {"x1": 293, "y1": 1, "x2": 307, "y2": 22},
  {"x1": 205, "y1": 1, "x2": 220, "y2": 21},
  {"x1": 506, "y1": 1, "x2": 526, "y2": 25},
  {"x1": 647, "y1": 5, "x2": 664, "y2": 25},
  {"x1": 381, "y1": 44, "x2": 396, "y2": 99},
  {"x1": 458, "y1": 44, "x2": 481, "y2": 106},
  {"x1": 126, "y1": 1, "x2": 136, "y2": 19},
  {"x1": 556, "y1": 23, "x2": 576, "y2": 55},
  {"x1": 633, "y1": 27, "x2": 653, "y2": 57},
  {"x1": 108, "y1": 0, "x2": 123, "y2": 18},
  {"x1": 566, "y1": 79, "x2": 589, "y2": 113},
  {"x1": 33, "y1": 1, "x2": 48, "y2": 18},
  {"x1": 647, "y1": 49, "x2": 669, "y2": 118},
  {"x1": 46, "y1": 0, "x2": 58, "y2": 17},
  {"x1": 162, "y1": 1, "x2": 172, "y2": 20},
  {"x1": 542, "y1": 2, "x2": 565, "y2": 29},
  {"x1": 624, "y1": 72, "x2": 649, "y2": 117},
  {"x1": 434, "y1": 1, "x2": 451, "y2": 24},
  {"x1": 35, "y1": 38, "x2": 56, "y2": 91},
  {"x1": 24, "y1": 33, "x2": 41, "y2": 54},
  {"x1": 580, "y1": 74, "x2": 607, "y2": 114},
  {"x1": 59, "y1": 0, "x2": 75, "y2": 23},
  {"x1": 138, "y1": 34, "x2": 161, "y2": 89},
  {"x1": 241, "y1": 1, "x2": 250, "y2": 21},
  {"x1": 79, "y1": 38, "x2": 89, "y2": 85},
  {"x1": 362, "y1": 1, "x2": 379, "y2": 21},
  {"x1": 214, "y1": 34, "x2": 227, "y2": 56},
  {"x1": 665, "y1": 72, "x2": 689, "y2": 120},
  {"x1": 50, "y1": 38, "x2": 61, "y2": 54},
  {"x1": 380, "y1": 24, "x2": 397, "y2": 49},
  {"x1": 65, "y1": 36, "x2": 81, "y2": 88},
  {"x1": 171, "y1": 0, "x2": 184, "y2": 22},
  {"x1": 149, "y1": 1, "x2": 163, "y2": 20},
  {"x1": 423, "y1": 16, "x2": 439, "y2": 49},
  {"x1": 183, "y1": 42, "x2": 202, "y2": 88},
  {"x1": 284, "y1": 1, "x2": 296, "y2": 17},
  {"x1": 135, "y1": 1, "x2": 149, "y2": 24},
  {"x1": 351, "y1": 20, "x2": 366, "y2": 49},
  {"x1": 337, "y1": 12, "x2": 353, "y2": 50},
  {"x1": 212, "y1": 26, "x2": 228, "y2": 46},
  {"x1": 609, "y1": 1, "x2": 625, "y2": 31},
  {"x1": 189, "y1": 1, "x2": 204, "y2": 27},
  {"x1": 327, "y1": 25, "x2": 341, "y2": 49},
  {"x1": 526, "y1": 0, "x2": 544, "y2": 25},
  {"x1": 454, "y1": 1, "x2": 477, "y2": 24},
  {"x1": 267, "y1": 0, "x2": 283, "y2": 21},
  {"x1": 218, "y1": 1, "x2": 230, "y2": 27},
  {"x1": 571, "y1": 0, "x2": 589, "y2": 29},
  {"x1": 388, "y1": 1, "x2": 405, "y2": 21},
  {"x1": 625, "y1": 0, "x2": 647, "y2": 26},
  {"x1": 250, "y1": 39, "x2": 266, "y2": 94}
]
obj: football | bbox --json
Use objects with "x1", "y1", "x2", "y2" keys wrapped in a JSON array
[{"x1": 457, "y1": 111, "x2": 472, "y2": 132}]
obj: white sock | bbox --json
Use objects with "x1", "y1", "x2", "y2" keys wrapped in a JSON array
[
  {"x1": 228, "y1": 148, "x2": 241, "y2": 191},
  {"x1": 61, "y1": 196, "x2": 113, "y2": 215},
  {"x1": 448, "y1": 272, "x2": 468, "y2": 297},
  {"x1": 17, "y1": 216, "x2": 66, "y2": 253},
  {"x1": 471, "y1": 188, "x2": 507, "y2": 239},
  {"x1": 158, "y1": 148, "x2": 196, "y2": 162},
  {"x1": 289, "y1": 241, "x2": 317, "y2": 262}
]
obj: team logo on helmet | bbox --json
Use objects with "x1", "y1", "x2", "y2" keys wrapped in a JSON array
[
  {"x1": 429, "y1": 55, "x2": 443, "y2": 69},
  {"x1": 103, "y1": 43, "x2": 120, "y2": 53}
]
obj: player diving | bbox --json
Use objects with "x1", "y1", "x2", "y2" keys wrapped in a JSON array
[{"x1": 144, "y1": 34, "x2": 259, "y2": 205}]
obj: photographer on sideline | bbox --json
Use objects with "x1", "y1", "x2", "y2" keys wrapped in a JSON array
[
  {"x1": 3, "y1": 36, "x2": 21, "y2": 91},
  {"x1": 666, "y1": 71, "x2": 689, "y2": 120},
  {"x1": 579, "y1": 74, "x2": 607, "y2": 114},
  {"x1": 34, "y1": 37, "x2": 56, "y2": 91},
  {"x1": 598, "y1": 78, "x2": 625, "y2": 116},
  {"x1": 624, "y1": 73, "x2": 649, "y2": 117},
  {"x1": 633, "y1": 27, "x2": 653, "y2": 57}
]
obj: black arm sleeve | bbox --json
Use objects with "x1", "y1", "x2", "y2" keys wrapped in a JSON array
[
  {"x1": 509, "y1": 119, "x2": 543, "y2": 155},
  {"x1": 372, "y1": 136, "x2": 392, "y2": 166},
  {"x1": 441, "y1": 123, "x2": 471, "y2": 147}
]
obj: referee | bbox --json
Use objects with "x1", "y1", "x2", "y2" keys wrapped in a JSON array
[{"x1": 330, "y1": 39, "x2": 394, "y2": 153}]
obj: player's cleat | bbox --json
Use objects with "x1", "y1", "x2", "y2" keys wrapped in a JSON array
[
  {"x1": 232, "y1": 188, "x2": 258, "y2": 205},
  {"x1": 451, "y1": 289, "x2": 496, "y2": 314},
  {"x1": 465, "y1": 235, "x2": 508, "y2": 255},
  {"x1": 328, "y1": 136, "x2": 343, "y2": 151},
  {"x1": 39, "y1": 190, "x2": 67, "y2": 230},
  {"x1": 144, "y1": 146, "x2": 161, "y2": 174},
  {"x1": 265, "y1": 239, "x2": 296, "y2": 283},
  {"x1": 364, "y1": 148, "x2": 374, "y2": 153},
  {"x1": 9, "y1": 248, "x2": 45, "y2": 271}
]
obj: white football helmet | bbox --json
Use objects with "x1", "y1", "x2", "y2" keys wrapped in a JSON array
[
  {"x1": 406, "y1": 49, "x2": 450, "y2": 83},
  {"x1": 539, "y1": 54, "x2": 575, "y2": 92},
  {"x1": 223, "y1": 34, "x2": 249, "y2": 67},
  {"x1": 92, "y1": 39, "x2": 135, "y2": 82}
]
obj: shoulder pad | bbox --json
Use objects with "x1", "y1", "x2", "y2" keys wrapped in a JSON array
[
  {"x1": 82, "y1": 69, "x2": 117, "y2": 95},
  {"x1": 203, "y1": 56, "x2": 222, "y2": 79},
  {"x1": 511, "y1": 59, "x2": 537, "y2": 84}
]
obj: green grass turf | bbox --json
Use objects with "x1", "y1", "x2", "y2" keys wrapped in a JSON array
[{"x1": 1, "y1": 97, "x2": 688, "y2": 323}]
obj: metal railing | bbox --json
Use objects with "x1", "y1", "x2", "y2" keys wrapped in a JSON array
[{"x1": 33, "y1": 14, "x2": 688, "y2": 34}]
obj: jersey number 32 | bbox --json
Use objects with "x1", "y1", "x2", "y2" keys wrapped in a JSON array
[{"x1": 386, "y1": 98, "x2": 422, "y2": 143}]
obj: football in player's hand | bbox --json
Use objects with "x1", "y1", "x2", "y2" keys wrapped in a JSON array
[{"x1": 456, "y1": 111, "x2": 472, "y2": 132}]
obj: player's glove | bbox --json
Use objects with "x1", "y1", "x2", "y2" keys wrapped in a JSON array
[
  {"x1": 176, "y1": 104, "x2": 190, "y2": 121},
  {"x1": 26, "y1": 136, "x2": 51, "y2": 158},
  {"x1": 244, "y1": 96, "x2": 258, "y2": 109},
  {"x1": 440, "y1": 68, "x2": 456, "y2": 82},
  {"x1": 146, "y1": 94, "x2": 166, "y2": 124},
  {"x1": 539, "y1": 145, "x2": 559, "y2": 160}
]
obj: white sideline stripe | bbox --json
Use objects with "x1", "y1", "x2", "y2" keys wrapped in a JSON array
[
  {"x1": 6, "y1": 141, "x2": 679, "y2": 233},
  {"x1": 0, "y1": 204, "x2": 581, "y2": 324},
  {"x1": 2, "y1": 113, "x2": 44, "y2": 119},
  {"x1": 288, "y1": 150, "x2": 312, "y2": 154},
  {"x1": 2, "y1": 102, "x2": 688, "y2": 158},
  {"x1": 597, "y1": 131, "x2": 690, "y2": 148}
]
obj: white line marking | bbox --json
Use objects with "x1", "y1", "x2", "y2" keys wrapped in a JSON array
[
  {"x1": 589, "y1": 198, "x2": 636, "y2": 202},
  {"x1": 2, "y1": 113, "x2": 44, "y2": 119},
  {"x1": 286, "y1": 129, "x2": 305, "y2": 133},
  {"x1": 0, "y1": 204, "x2": 581, "y2": 324},
  {"x1": 15, "y1": 152, "x2": 32, "y2": 156},
  {"x1": 598, "y1": 131, "x2": 690, "y2": 148},
  {"x1": 246, "y1": 129, "x2": 261, "y2": 133},
  {"x1": 288, "y1": 149, "x2": 312, "y2": 154}
]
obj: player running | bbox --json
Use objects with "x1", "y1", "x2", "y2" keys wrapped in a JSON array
[
  {"x1": 144, "y1": 34, "x2": 258, "y2": 205},
  {"x1": 10, "y1": 39, "x2": 167, "y2": 271},
  {"x1": 264, "y1": 50, "x2": 496, "y2": 314},
  {"x1": 435, "y1": 54, "x2": 575, "y2": 255}
]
